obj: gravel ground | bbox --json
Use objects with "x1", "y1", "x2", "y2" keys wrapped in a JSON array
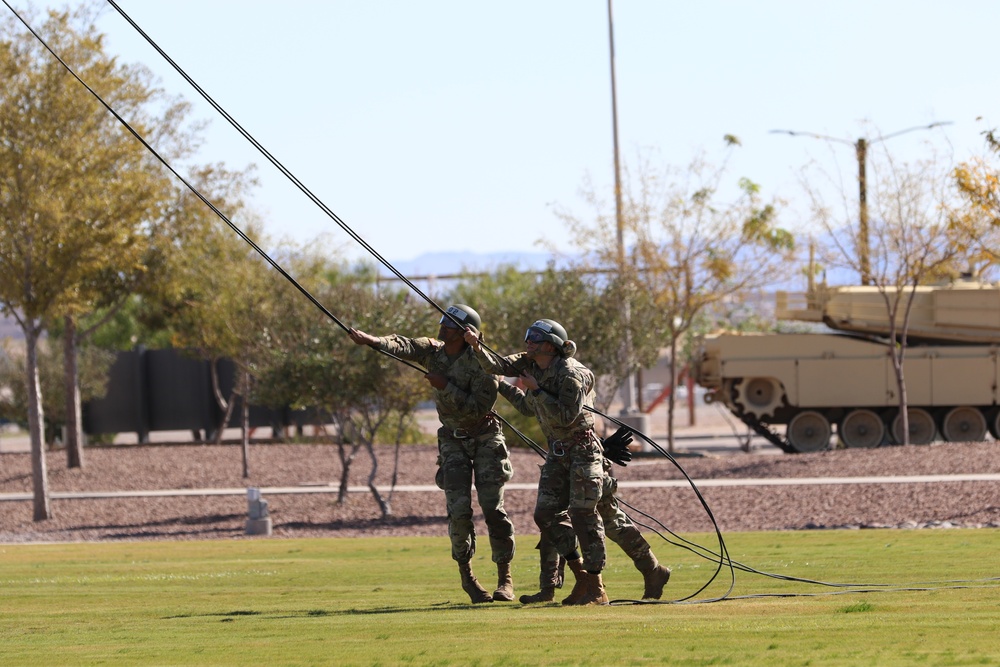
[{"x1": 2, "y1": 439, "x2": 1000, "y2": 544}]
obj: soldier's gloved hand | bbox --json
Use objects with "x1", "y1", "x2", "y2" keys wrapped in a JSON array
[
  {"x1": 602, "y1": 425, "x2": 634, "y2": 466},
  {"x1": 424, "y1": 372, "x2": 449, "y2": 390}
]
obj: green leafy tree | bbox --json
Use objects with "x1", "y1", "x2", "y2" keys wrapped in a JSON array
[
  {"x1": 448, "y1": 265, "x2": 539, "y2": 352},
  {"x1": 953, "y1": 127, "x2": 1000, "y2": 270},
  {"x1": 145, "y1": 169, "x2": 274, "y2": 478},
  {"x1": 449, "y1": 266, "x2": 628, "y2": 444},
  {"x1": 528, "y1": 268, "x2": 632, "y2": 410},
  {"x1": 254, "y1": 262, "x2": 431, "y2": 517},
  {"x1": 553, "y1": 142, "x2": 795, "y2": 450},
  {"x1": 0, "y1": 6, "x2": 195, "y2": 517},
  {"x1": 0, "y1": 337, "x2": 112, "y2": 443}
]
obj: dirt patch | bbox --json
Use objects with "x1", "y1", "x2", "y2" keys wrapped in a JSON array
[{"x1": 2, "y1": 441, "x2": 999, "y2": 543}]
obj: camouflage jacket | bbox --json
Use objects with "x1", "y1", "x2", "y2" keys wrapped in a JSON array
[
  {"x1": 472, "y1": 348, "x2": 596, "y2": 443},
  {"x1": 375, "y1": 335, "x2": 498, "y2": 432}
]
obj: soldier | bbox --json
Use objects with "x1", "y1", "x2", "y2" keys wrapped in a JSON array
[
  {"x1": 519, "y1": 456, "x2": 671, "y2": 603},
  {"x1": 349, "y1": 304, "x2": 515, "y2": 604},
  {"x1": 465, "y1": 318, "x2": 612, "y2": 605}
]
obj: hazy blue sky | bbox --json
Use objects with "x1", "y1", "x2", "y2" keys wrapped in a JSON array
[{"x1": 15, "y1": 1, "x2": 1000, "y2": 268}]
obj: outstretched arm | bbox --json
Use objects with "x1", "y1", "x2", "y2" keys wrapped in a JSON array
[{"x1": 348, "y1": 328, "x2": 379, "y2": 347}]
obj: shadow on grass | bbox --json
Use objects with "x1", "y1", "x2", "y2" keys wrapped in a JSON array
[
  {"x1": 163, "y1": 602, "x2": 514, "y2": 620},
  {"x1": 278, "y1": 516, "x2": 448, "y2": 532}
]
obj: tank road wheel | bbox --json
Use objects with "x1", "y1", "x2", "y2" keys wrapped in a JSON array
[
  {"x1": 941, "y1": 406, "x2": 987, "y2": 443},
  {"x1": 891, "y1": 408, "x2": 937, "y2": 445},
  {"x1": 839, "y1": 409, "x2": 885, "y2": 449},
  {"x1": 786, "y1": 411, "x2": 832, "y2": 453},
  {"x1": 734, "y1": 377, "x2": 784, "y2": 419}
]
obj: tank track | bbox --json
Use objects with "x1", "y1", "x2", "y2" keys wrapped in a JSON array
[{"x1": 737, "y1": 413, "x2": 797, "y2": 454}]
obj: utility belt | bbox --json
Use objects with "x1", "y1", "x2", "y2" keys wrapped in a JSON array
[
  {"x1": 548, "y1": 428, "x2": 599, "y2": 458},
  {"x1": 451, "y1": 412, "x2": 500, "y2": 440}
]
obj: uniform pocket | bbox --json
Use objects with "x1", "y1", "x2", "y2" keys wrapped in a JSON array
[
  {"x1": 501, "y1": 456, "x2": 514, "y2": 483},
  {"x1": 435, "y1": 454, "x2": 445, "y2": 489}
]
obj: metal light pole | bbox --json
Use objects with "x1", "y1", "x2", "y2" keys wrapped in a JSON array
[
  {"x1": 771, "y1": 122, "x2": 951, "y2": 286},
  {"x1": 607, "y1": 0, "x2": 638, "y2": 416}
]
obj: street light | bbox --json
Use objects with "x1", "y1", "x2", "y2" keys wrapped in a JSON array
[
  {"x1": 606, "y1": 0, "x2": 639, "y2": 416},
  {"x1": 771, "y1": 122, "x2": 952, "y2": 285}
]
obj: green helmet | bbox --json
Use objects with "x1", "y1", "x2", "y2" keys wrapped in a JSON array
[
  {"x1": 525, "y1": 319, "x2": 567, "y2": 348},
  {"x1": 440, "y1": 304, "x2": 481, "y2": 331}
]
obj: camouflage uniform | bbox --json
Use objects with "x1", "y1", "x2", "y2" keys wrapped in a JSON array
[
  {"x1": 472, "y1": 348, "x2": 607, "y2": 573},
  {"x1": 534, "y1": 458, "x2": 656, "y2": 591},
  {"x1": 375, "y1": 334, "x2": 515, "y2": 565}
]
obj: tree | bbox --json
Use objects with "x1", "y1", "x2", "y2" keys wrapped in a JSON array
[
  {"x1": 0, "y1": 6, "x2": 193, "y2": 517},
  {"x1": 807, "y1": 140, "x2": 977, "y2": 444},
  {"x1": 553, "y1": 141, "x2": 795, "y2": 450},
  {"x1": 141, "y1": 167, "x2": 268, "y2": 477},
  {"x1": 954, "y1": 127, "x2": 1000, "y2": 267},
  {"x1": 449, "y1": 265, "x2": 637, "y2": 444},
  {"x1": 253, "y1": 261, "x2": 431, "y2": 517},
  {"x1": 445, "y1": 266, "x2": 547, "y2": 444},
  {"x1": 0, "y1": 336, "x2": 112, "y2": 443}
]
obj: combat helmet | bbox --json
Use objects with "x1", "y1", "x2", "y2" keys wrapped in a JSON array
[
  {"x1": 440, "y1": 304, "x2": 481, "y2": 332},
  {"x1": 525, "y1": 319, "x2": 568, "y2": 349}
]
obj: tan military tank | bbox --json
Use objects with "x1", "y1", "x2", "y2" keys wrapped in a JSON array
[{"x1": 693, "y1": 275, "x2": 1000, "y2": 452}]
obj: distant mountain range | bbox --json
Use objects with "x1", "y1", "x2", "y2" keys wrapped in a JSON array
[
  {"x1": 381, "y1": 250, "x2": 855, "y2": 292},
  {"x1": 0, "y1": 251, "x2": 859, "y2": 341}
]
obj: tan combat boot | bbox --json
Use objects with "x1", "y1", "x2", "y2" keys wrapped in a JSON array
[
  {"x1": 635, "y1": 553, "x2": 672, "y2": 600},
  {"x1": 572, "y1": 571, "x2": 609, "y2": 606},
  {"x1": 493, "y1": 562, "x2": 514, "y2": 602},
  {"x1": 518, "y1": 587, "x2": 555, "y2": 603},
  {"x1": 560, "y1": 558, "x2": 588, "y2": 606},
  {"x1": 458, "y1": 561, "x2": 493, "y2": 604}
]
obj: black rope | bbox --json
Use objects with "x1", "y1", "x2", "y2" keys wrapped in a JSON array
[
  {"x1": 0, "y1": 0, "x2": 432, "y2": 375},
  {"x1": 15, "y1": 0, "x2": 962, "y2": 606},
  {"x1": 622, "y1": 496, "x2": 1000, "y2": 590},
  {"x1": 0, "y1": 1, "x2": 343, "y2": 330},
  {"x1": 0, "y1": 1, "x2": 851, "y2": 607},
  {"x1": 104, "y1": 2, "x2": 579, "y2": 386},
  {"x1": 103, "y1": 0, "x2": 468, "y2": 331},
  {"x1": 589, "y1": 406, "x2": 734, "y2": 603},
  {"x1": 486, "y1": 383, "x2": 736, "y2": 603}
]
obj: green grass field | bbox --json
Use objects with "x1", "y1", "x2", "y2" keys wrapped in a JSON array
[{"x1": 2, "y1": 529, "x2": 999, "y2": 666}]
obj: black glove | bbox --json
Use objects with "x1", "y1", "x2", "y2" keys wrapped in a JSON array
[{"x1": 602, "y1": 425, "x2": 633, "y2": 466}]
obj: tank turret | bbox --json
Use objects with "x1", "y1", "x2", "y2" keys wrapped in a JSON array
[{"x1": 775, "y1": 275, "x2": 1000, "y2": 344}]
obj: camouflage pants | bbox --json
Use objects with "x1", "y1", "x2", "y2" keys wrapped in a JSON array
[
  {"x1": 533, "y1": 437, "x2": 606, "y2": 572},
  {"x1": 436, "y1": 427, "x2": 515, "y2": 564},
  {"x1": 534, "y1": 466, "x2": 651, "y2": 589}
]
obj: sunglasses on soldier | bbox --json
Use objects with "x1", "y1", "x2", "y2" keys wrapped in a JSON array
[{"x1": 524, "y1": 329, "x2": 546, "y2": 343}]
